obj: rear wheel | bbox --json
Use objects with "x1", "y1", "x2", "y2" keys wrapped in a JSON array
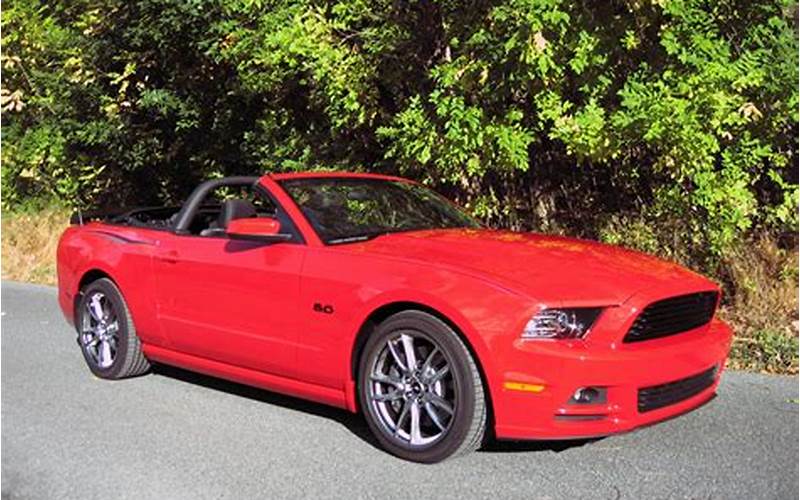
[
  {"x1": 77, "y1": 278, "x2": 150, "y2": 379},
  {"x1": 358, "y1": 311, "x2": 486, "y2": 463}
]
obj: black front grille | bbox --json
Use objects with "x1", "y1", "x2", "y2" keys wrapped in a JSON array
[
  {"x1": 624, "y1": 291, "x2": 718, "y2": 343},
  {"x1": 638, "y1": 366, "x2": 718, "y2": 413}
]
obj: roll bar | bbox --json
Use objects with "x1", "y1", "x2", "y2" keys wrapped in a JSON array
[{"x1": 172, "y1": 176, "x2": 260, "y2": 234}]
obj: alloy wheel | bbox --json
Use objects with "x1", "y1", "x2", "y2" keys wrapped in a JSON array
[
  {"x1": 80, "y1": 292, "x2": 120, "y2": 369},
  {"x1": 368, "y1": 331, "x2": 457, "y2": 447}
]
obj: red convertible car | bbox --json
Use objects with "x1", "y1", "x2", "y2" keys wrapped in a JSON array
[{"x1": 57, "y1": 172, "x2": 733, "y2": 462}]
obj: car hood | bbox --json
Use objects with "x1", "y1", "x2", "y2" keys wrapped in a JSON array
[{"x1": 348, "y1": 228, "x2": 715, "y2": 305}]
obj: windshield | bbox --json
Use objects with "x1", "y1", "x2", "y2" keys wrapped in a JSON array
[{"x1": 279, "y1": 177, "x2": 480, "y2": 244}]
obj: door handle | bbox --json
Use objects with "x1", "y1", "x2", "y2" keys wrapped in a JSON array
[{"x1": 157, "y1": 250, "x2": 180, "y2": 264}]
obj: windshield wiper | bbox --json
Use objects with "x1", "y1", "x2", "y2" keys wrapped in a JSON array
[
  {"x1": 326, "y1": 225, "x2": 441, "y2": 245},
  {"x1": 327, "y1": 230, "x2": 391, "y2": 245}
]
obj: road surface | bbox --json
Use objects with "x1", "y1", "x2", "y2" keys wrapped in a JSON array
[{"x1": 2, "y1": 281, "x2": 798, "y2": 499}]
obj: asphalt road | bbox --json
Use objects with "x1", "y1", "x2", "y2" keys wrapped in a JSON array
[{"x1": 1, "y1": 281, "x2": 798, "y2": 499}]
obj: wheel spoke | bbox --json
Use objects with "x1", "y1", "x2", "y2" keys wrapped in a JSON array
[
  {"x1": 394, "y1": 400, "x2": 411, "y2": 436},
  {"x1": 428, "y1": 364, "x2": 450, "y2": 385},
  {"x1": 400, "y1": 334, "x2": 417, "y2": 371},
  {"x1": 88, "y1": 295, "x2": 104, "y2": 322},
  {"x1": 424, "y1": 402, "x2": 446, "y2": 431},
  {"x1": 429, "y1": 393, "x2": 454, "y2": 415},
  {"x1": 409, "y1": 402, "x2": 423, "y2": 445},
  {"x1": 98, "y1": 340, "x2": 112, "y2": 367},
  {"x1": 371, "y1": 389, "x2": 402, "y2": 402},
  {"x1": 386, "y1": 340, "x2": 408, "y2": 373},
  {"x1": 421, "y1": 347, "x2": 439, "y2": 375},
  {"x1": 86, "y1": 298, "x2": 103, "y2": 322},
  {"x1": 370, "y1": 373, "x2": 403, "y2": 389},
  {"x1": 96, "y1": 341, "x2": 105, "y2": 365}
]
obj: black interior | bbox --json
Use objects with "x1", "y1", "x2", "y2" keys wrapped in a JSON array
[
  {"x1": 219, "y1": 199, "x2": 257, "y2": 228},
  {"x1": 101, "y1": 177, "x2": 304, "y2": 243},
  {"x1": 198, "y1": 198, "x2": 259, "y2": 237},
  {"x1": 186, "y1": 188, "x2": 302, "y2": 242}
]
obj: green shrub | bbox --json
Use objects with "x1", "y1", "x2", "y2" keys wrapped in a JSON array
[
  {"x1": 2, "y1": 0, "x2": 798, "y2": 372},
  {"x1": 3, "y1": 1, "x2": 797, "y2": 252}
]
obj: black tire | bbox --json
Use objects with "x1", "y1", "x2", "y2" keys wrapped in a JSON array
[
  {"x1": 77, "y1": 278, "x2": 150, "y2": 379},
  {"x1": 358, "y1": 310, "x2": 487, "y2": 463}
]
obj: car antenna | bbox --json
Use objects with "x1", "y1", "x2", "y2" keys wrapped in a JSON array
[{"x1": 77, "y1": 208, "x2": 84, "y2": 226}]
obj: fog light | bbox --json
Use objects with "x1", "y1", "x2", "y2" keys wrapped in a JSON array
[{"x1": 569, "y1": 387, "x2": 606, "y2": 405}]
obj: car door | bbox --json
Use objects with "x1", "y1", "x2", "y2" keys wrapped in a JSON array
[{"x1": 153, "y1": 191, "x2": 306, "y2": 378}]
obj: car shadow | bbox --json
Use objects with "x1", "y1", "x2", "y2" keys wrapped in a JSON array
[
  {"x1": 480, "y1": 438, "x2": 599, "y2": 454},
  {"x1": 152, "y1": 364, "x2": 598, "y2": 456},
  {"x1": 151, "y1": 364, "x2": 382, "y2": 450}
]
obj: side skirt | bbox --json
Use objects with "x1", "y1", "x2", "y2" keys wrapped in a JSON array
[{"x1": 142, "y1": 344, "x2": 350, "y2": 410}]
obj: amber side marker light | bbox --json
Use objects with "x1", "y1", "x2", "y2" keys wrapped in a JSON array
[{"x1": 503, "y1": 381, "x2": 546, "y2": 393}]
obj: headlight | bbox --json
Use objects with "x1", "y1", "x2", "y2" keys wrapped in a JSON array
[{"x1": 522, "y1": 308, "x2": 602, "y2": 340}]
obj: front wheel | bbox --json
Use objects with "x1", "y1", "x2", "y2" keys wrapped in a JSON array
[
  {"x1": 77, "y1": 278, "x2": 150, "y2": 379},
  {"x1": 358, "y1": 311, "x2": 487, "y2": 463}
]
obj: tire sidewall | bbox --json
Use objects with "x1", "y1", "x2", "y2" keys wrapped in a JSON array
[
  {"x1": 77, "y1": 278, "x2": 131, "y2": 379},
  {"x1": 358, "y1": 311, "x2": 479, "y2": 463}
]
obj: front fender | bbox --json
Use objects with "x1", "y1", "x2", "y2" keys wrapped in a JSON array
[{"x1": 341, "y1": 280, "x2": 535, "y2": 414}]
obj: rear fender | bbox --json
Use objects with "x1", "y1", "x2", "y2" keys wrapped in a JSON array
[{"x1": 57, "y1": 224, "x2": 165, "y2": 345}]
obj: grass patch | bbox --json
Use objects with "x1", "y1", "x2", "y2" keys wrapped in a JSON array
[
  {"x1": 729, "y1": 329, "x2": 799, "y2": 374},
  {"x1": 1, "y1": 207, "x2": 798, "y2": 374},
  {"x1": 1, "y1": 206, "x2": 70, "y2": 285},
  {"x1": 720, "y1": 235, "x2": 799, "y2": 374}
]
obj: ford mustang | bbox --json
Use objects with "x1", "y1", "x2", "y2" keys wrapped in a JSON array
[{"x1": 56, "y1": 172, "x2": 733, "y2": 462}]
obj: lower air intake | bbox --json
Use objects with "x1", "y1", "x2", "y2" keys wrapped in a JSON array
[{"x1": 637, "y1": 366, "x2": 718, "y2": 413}]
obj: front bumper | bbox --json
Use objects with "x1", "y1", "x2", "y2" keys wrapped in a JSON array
[{"x1": 491, "y1": 318, "x2": 733, "y2": 440}]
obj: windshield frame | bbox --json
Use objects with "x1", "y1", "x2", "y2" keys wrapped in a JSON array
[{"x1": 276, "y1": 176, "x2": 481, "y2": 245}]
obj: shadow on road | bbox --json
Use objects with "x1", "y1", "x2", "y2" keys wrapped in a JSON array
[
  {"x1": 152, "y1": 364, "x2": 595, "y2": 456},
  {"x1": 152, "y1": 364, "x2": 382, "y2": 450},
  {"x1": 481, "y1": 438, "x2": 598, "y2": 454}
]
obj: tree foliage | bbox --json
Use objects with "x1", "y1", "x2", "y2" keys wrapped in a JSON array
[{"x1": 2, "y1": 0, "x2": 798, "y2": 262}]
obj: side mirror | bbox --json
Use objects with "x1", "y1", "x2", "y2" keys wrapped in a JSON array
[{"x1": 226, "y1": 217, "x2": 291, "y2": 242}]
